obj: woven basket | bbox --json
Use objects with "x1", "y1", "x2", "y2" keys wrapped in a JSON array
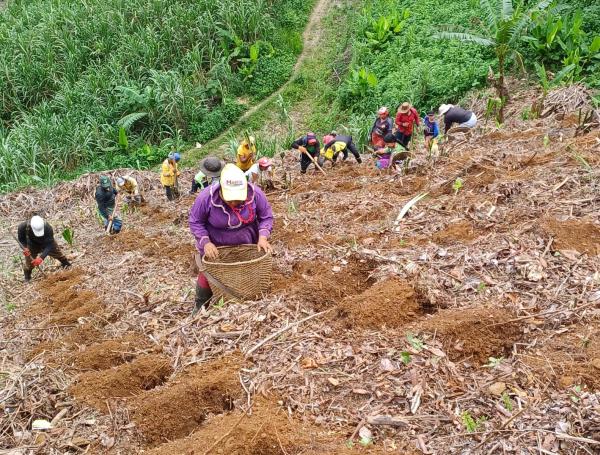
[{"x1": 199, "y1": 244, "x2": 272, "y2": 300}]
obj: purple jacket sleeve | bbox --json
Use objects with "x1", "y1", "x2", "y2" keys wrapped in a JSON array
[
  {"x1": 189, "y1": 190, "x2": 212, "y2": 253},
  {"x1": 253, "y1": 185, "x2": 274, "y2": 238}
]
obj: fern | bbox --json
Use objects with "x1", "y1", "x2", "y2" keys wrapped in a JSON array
[{"x1": 117, "y1": 112, "x2": 148, "y2": 131}]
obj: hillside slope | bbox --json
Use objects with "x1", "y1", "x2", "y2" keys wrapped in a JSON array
[{"x1": 1, "y1": 81, "x2": 599, "y2": 453}]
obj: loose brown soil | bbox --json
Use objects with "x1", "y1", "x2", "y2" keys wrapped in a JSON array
[
  {"x1": 522, "y1": 327, "x2": 600, "y2": 390},
  {"x1": 272, "y1": 256, "x2": 377, "y2": 309},
  {"x1": 430, "y1": 220, "x2": 481, "y2": 245},
  {"x1": 67, "y1": 335, "x2": 147, "y2": 370},
  {"x1": 130, "y1": 354, "x2": 241, "y2": 446},
  {"x1": 542, "y1": 218, "x2": 600, "y2": 255},
  {"x1": 69, "y1": 354, "x2": 172, "y2": 411},
  {"x1": 335, "y1": 278, "x2": 429, "y2": 330},
  {"x1": 414, "y1": 308, "x2": 522, "y2": 363}
]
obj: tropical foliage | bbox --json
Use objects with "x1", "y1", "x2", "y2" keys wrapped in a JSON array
[{"x1": 0, "y1": 0, "x2": 313, "y2": 191}]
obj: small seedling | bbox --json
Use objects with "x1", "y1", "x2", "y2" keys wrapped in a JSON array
[
  {"x1": 213, "y1": 297, "x2": 225, "y2": 309},
  {"x1": 406, "y1": 332, "x2": 424, "y2": 352},
  {"x1": 5, "y1": 302, "x2": 16, "y2": 313},
  {"x1": 400, "y1": 351, "x2": 412, "y2": 364},
  {"x1": 287, "y1": 200, "x2": 298, "y2": 214},
  {"x1": 62, "y1": 227, "x2": 74, "y2": 247},
  {"x1": 501, "y1": 392, "x2": 513, "y2": 412},
  {"x1": 484, "y1": 356, "x2": 504, "y2": 368},
  {"x1": 543, "y1": 135, "x2": 550, "y2": 148},
  {"x1": 461, "y1": 411, "x2": 487, "y2": 433},
  {"x1": 476, "y1": 282, "x2": 486, "y2": 293},
  {"x1": 570, "y1": 385, "x2": 582, "y2": 403},
  {"x1": 452, "y1": 177, "x2": 463, "y2": 194}
]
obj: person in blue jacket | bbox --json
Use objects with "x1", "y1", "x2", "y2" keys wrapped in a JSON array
[{"x1": 423, "y1": 111, "x2": 439, "y2": 151}]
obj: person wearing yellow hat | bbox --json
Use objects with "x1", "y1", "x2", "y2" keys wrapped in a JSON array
[
  {"x1": 236, "y1": 136, "x2": 257, "y2": 172},
  {"x1": 188, "y1": 164, "x2": 274, "y2": 313},
  {"x1": 17, "y1": 216, "x2": 71, "y2": 281}
]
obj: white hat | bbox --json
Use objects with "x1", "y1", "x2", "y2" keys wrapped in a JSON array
[
  {"x1": 30, "y1": 216, "x2": 45, "y2": 237},
  {"x1": 439, "y1": 104, "x2": 453, "y2": 115},
  {"x1": 116, "y1": 177, "x2": 125, "y2": 186},
  {"x1": 220, "y1": 164, "x2": 248, "y2": 202}
]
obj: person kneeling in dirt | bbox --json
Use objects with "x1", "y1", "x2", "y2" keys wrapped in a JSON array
[
  {"x1": 189, "y1": 164, "x2": 274, "y2": 314},
  {"x1": 190, "y1": 156, "x2": 225, "y2": 194},
  {"x1": 17, "y1": 216, "x2": 71, "y2": 282},
  {"x1": 161, "y1": 152, "x2": 181, "y2": 200},
  {"x1": 95, "y1": 176, "x2": 122, "y2": 234},
  {"x1": 116, "y1": 175, "x2": 142, "y2": 205},
  {"x1": 291, "y1": 132, "x2": 321, "y2": 174},
  {"x1": 245, "y1": 157, "x2": 275, "y2": 190},
  {"x1": 439, "y1": 104, "x2": 477, "y2": 134},
  {"x1": 374, "y1": 134, "x2": 403, "y2": 170},
  {"x1": 323, "y1": 132, "x2": 362, "y2": 164}
]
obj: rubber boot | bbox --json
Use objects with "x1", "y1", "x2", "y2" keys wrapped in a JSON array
[
  {"x1": 24, "y1": 269, "x2": 32, "y2": 283},
  {"x1": 192, "y1": 284, "x2": 213, "y2": 315}
]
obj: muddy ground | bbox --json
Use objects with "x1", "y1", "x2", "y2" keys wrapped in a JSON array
[{"x1": 1, "y1": 94, "x2": 600, "y2": 453}]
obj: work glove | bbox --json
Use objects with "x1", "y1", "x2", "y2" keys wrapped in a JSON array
[
  {"x1": 31, "y1": 257, "x2": 43, "y2": 267},
  {"x1": 23, "y1": 248, "x2": 31, "y2": 257}
]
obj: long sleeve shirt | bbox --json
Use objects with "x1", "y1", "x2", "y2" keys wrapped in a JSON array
[
  {"x1": 17, "y1": 222, "x2": 56, "y2": 258},
  {"x1": 423, "y1": 117, "x2": 439, "y2": 138},
  {"x1": 324, "y1": 134, "x2": 353, "y2": 151},
  {"x1": 291, "y1": 136, "x2": 320, "y2": 156},
  {"x1": 370, "y1": 117, "x2": 393, "y2": 137},
  {"x1": 118, "y1": 176, "x2": 139, "y2": 195},
  {"x1": 160, "y1": 159, "x2": 180, "y2": 186},
  {"x1": 189, "y1": 183, "x2": 273, "y2": 255},
  {"x1": 443, "y1": 107, "x2": 473, "y2": 133},
  {"x1": 95, "y1": 186, "x2": 117, "y2": 219},
  {"x1": 395, "y1": 108, "x2": 420, "y2": 135}
]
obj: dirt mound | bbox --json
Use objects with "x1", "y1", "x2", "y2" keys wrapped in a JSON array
[
  {"x1": 522, "y1": 327, "x2": 600, "y2": 390},
  {"x1": 69, "y1": 354, "x2": 172, "y2": 411},
  {"x1": 146, "y1": 398, "x2": 311, "y2": 455},
  {"x1": 335, "y1": 278, "x2": 431, "y2": 330},
  {"x1": 67, "y1": 335, "x2": 147, "y2": 370},
  {"x1": 414, "y1": 308, "x2": 522, "y2": 363},
  {"x1": 48, "y1": 290, "x2": 103, "y2": 325},
  {"x1": 272, "y1": 256, "x2": 377, "y2": 309},
  {"x1": 430, "y1": 220, "x2": 481, "y2": 245},
  {"x1": 542, "y1": 218, "x2": 600, "y2": 255},
  {"x1": 130, "y1": 354, "x2": 241, "y2": 446},
  {"x1": 25, "y1": 323, "x2": 104, "y2": 363},
  {"x1": 102, "y1": 229, "x2": 169, "y2": 257}
]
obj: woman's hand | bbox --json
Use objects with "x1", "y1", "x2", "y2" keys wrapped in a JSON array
[
  {"x1": 204, "y1": 242, "x2": 219, "y2": 260},
  {"x1": 257, "y1": 236, "x2": 273, "y2": 254}
]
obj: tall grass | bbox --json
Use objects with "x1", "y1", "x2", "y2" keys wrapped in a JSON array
[{"x1": 0, "y1": 0, "x2": 313, "y2": 191}]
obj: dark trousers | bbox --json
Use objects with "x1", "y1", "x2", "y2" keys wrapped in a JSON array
[
  {"x1": 24, "y1": 243, "x2": 70, "y2": 279},
  {"x1": 165, "y1": 185, "x2": 180, "y2": 201},
  {"x1": 394, "y1": 132, "x2": 411, "y2": 150},
  {"x1": 300, "y1": 151, "x2": 319, "y2": 173},
  {"x1": 333, "y1": 141, "x2": 362, "y2": 163}
]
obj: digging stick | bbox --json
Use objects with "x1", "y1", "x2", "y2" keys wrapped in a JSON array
[{"x1": 301, "y1": 148, "x2": 326, "y2": 175}]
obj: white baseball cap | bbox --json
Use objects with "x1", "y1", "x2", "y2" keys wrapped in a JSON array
[
  {"x1": 30, "y1": 216, "x2": 45, "y2": 237},
  {"x1": 220, "y1": 164, "x2": 248, "y2": 201}
]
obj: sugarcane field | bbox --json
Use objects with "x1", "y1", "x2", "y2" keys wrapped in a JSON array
[{"x1": 1, "y1": 0, "x2": 600, "y2": 454}]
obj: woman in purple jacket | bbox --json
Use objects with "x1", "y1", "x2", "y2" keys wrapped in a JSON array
[{"x1": 189, "y1": 164, "x2": 274, "y2": 313}]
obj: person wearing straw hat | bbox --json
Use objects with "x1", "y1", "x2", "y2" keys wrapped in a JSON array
[
  {"x1": 439, "y1": 104, "x2": 477, "y2": 134},
  {"x1": 190, "y1": 156, "x2": 225, "y2": 194},
  {"x1": 394, "y1": 102, "x2": 420, "y2": 150},
  {"x1": 17, "y1": 216, "x2": 71, "y2": 282},
  {"x1": 370, "y1": 106, "x2": 394, "y2": 150},
  {"x1": 188, "y1": 164, "x2": 274, "y2": 313}
]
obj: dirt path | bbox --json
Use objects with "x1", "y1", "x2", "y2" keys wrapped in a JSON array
[{"x1": 192, "y1": 0, "x2": 331, "y2": 156}]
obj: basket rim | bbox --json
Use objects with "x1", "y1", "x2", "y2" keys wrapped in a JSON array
[{"x1": 201, "y1": 244, "x2": 271, "y2": 267}]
